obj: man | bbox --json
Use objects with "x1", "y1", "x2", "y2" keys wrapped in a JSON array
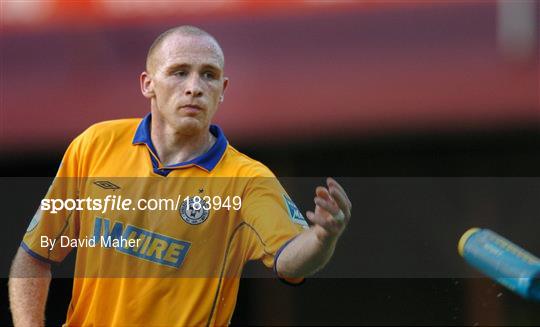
[{"x1": 9, "y1": 26, "x2": 352, "y2": 326}]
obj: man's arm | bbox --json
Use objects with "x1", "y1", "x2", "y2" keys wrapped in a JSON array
[
  {"x1": 276, "y1": 178, "x2": 352, "y2": 278},
  {"x1": 9, "y1": 247, "x2": 52, "y2": 327}
]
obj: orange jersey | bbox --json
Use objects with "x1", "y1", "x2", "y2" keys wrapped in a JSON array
[{"x1": 22, "y1": 114, "x2": 307, "y2": 326}]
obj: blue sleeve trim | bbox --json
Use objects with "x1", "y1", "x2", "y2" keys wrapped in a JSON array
[
  {"x1": 20, "y1": 242, "x2": 58, "y2": 265},
  {"x1": 273, "y1": 235, "x2": 305, "y2": 286}
]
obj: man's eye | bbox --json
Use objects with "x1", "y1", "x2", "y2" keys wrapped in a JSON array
[
  {"x1": 174, "y1": 71, "x2": 187, "y2": 77},
  {"x1": 203, "y1": 72, "x2": 216, "y2": 79}
]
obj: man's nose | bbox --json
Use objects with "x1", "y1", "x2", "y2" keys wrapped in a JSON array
[{"x1": 185, "y1": 75, "x2": 203, "y2": 97}]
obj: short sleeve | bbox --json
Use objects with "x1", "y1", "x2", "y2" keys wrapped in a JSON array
[
  {"x1": 21, "y1": 135, "x2": 84, "y2": 263},
  {"x1": 240, "y1": 174, "x2": 308, "y2": 282}
]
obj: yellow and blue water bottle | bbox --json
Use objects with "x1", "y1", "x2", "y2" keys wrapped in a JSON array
[{"x1": 459, "y1": 228, "x2": 540, "y2": 301}]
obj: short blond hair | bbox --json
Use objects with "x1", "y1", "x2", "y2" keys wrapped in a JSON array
[{"x1": 145, "y1": 25, "x2": 224, "y2": 72}]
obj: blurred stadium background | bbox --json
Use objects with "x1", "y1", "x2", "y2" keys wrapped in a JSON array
[{"x1": 1, "y1": 1, "x2": 539, "y2": 325}]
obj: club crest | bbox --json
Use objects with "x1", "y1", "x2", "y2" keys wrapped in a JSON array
[{"x1": 180, "y1": 197, "x2": 210, "y2": 225}]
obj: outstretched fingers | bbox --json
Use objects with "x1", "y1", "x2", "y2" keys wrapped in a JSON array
[
  {"x1": 327, "y1": 178, "x2": 352, "y2": 221},
  {"x1": 306, "y1": 210, "x2": 331, "y2": 229}
]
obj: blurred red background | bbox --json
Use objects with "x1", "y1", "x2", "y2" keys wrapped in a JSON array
[{"x1": 2, "y1": 1, "x2": 538, "y2": 149}]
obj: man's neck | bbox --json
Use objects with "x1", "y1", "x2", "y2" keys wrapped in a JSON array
[{"x1": 150, "y1": 119, "x2": 215, "y2": 167}]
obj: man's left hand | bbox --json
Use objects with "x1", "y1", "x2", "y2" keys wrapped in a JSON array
[{"x1": 305, "y1": 177, "x2": 352, "y2": 244}]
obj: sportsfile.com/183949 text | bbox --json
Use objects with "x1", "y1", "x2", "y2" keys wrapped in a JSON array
[{"x1": 40, "y1": 195, "x2": 242, "y2": 214}]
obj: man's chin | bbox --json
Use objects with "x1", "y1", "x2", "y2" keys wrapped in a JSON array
[{"x1": 173, "y1": 117, "x2": 207, "y2": 135}]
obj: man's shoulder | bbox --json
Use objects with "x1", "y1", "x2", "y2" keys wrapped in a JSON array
[
  {"x1": 84, "y1": 118, "x2": 141, "y2": 136},
  {"x1": 222, "y1": 145, "x2": 277, "y2": 178},
  {"x1": 77, "y1": 118, "x2": 141, "y2": 144}
]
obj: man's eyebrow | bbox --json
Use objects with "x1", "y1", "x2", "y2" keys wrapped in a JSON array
[
  {"x1": 200, "y1": 64, "x2": 222, "y2": 72},
  {"x1": 165, "y1": 63, "x2": 190, "y2": 72},
  {"x1": 165, "y1": 63, "x2": 222, "y2": 73}
]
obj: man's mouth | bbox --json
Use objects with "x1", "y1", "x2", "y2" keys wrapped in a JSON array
[
  {"x1": 179, "y1": 104, "x2": 204, "y2": 114},
  {"x1": 181, "y1": 104, "x2": 203, "y2": 109}
]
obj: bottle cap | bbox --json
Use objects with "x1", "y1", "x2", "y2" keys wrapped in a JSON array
[{"x1": 458, "y1": 227, "x2": 481, "y2": 257}]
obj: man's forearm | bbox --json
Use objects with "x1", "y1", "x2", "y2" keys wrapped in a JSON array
[
  {"x1": 276, "y1": 228, "x2": 338, "y2": 278},
  {"x1": 9, "y1": 248, "x2": 52, "y2": 327}
]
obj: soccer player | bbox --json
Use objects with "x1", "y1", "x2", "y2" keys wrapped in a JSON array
[{"x1": 8, "y1": 26, "x2": 352, "y2": 326}]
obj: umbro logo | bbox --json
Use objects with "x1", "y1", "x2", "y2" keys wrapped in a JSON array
[{"x1": 93, "y1": 180, "x2": 120, "y2": 190}]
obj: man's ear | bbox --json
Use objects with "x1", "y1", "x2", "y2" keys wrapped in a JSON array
[
  {"x1": 220, "y1": 77, "x2": 229, "y2": 102},
  {"x1": 140, "y1": 72, "x2": 155, "y2": 99}
]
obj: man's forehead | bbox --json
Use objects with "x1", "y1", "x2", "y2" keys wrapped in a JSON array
[{"x1": 153, "y1": 34, "x2": 224, "y2": 70}]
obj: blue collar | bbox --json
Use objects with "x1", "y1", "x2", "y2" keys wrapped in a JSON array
[{"x1": 132, "y1": 113, "x2": 228, "y2": 173}]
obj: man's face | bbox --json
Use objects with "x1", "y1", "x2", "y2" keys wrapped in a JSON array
[{"x1": 141, "y1": 34, "x2": 228, "y2": 134}]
